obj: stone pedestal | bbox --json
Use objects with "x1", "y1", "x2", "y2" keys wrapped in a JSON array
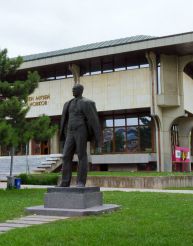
[
  {"x1": 45, "y1": 187, "x2": 102, "y2": 209},
  {"x1": 26, "y1": 187, "x2": 120, "y2": 217}
]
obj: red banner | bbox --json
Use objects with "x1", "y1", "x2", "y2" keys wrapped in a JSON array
[{"x1": 172, "y1": 146, "x2": 190, "y2": 163}]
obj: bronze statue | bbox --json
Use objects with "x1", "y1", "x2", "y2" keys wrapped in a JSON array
[{"x1": 59, "y1": 84, "x2": 100, "y2": 187}]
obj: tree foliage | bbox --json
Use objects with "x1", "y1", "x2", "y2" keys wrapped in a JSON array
[
  {"x1": 0, "y1": 122, "x2": 14, "y2": 146},
  {"x1": 32, "y1": 115, "x2": 58, "y2": 142},
  {"x1": 0, "y1": 49, "x2": 23, "y2": 81},
  {"x1": 0, "y1": 48, "x2": 57, "y2": 150}
]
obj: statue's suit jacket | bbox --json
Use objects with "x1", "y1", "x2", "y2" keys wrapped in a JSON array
[{"x1": 60, "y1": 97, "x2": 100, "y2": 145}]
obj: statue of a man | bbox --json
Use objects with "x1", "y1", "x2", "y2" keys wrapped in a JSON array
[{"x1": 59, "y1": 84, "x2": 100, "y2": 187}]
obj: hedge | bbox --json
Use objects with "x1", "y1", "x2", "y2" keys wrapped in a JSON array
[{"x1": 18, "y1": 173, "x2": 60, "y2": 185}]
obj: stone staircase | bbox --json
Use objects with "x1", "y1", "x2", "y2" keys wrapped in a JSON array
[{"x1": 33, "y1": 154, "x2": 63, "y2": 174}]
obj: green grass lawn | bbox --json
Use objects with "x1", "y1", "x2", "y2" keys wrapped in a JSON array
[
  {"x1": 0, "y1": 189, "x2": 193, "y2": 245},
  {"x1": 0, "y1": 189, "x2": 45, "y2": 222}
]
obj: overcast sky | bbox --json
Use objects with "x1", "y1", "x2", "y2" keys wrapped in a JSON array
[{"x1": 0, "y1": 0, "x2": 193, "y2": 57}]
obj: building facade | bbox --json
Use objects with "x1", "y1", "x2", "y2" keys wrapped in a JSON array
[{"x1": 1, "y1": 32, "x2": 193, "y2": 172}]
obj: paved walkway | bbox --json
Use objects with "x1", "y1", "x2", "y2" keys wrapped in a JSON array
[
  {"x1": 101, "y1": 187, "x2": 193, "y2": 194},
  {"x1": 0, "y1": 215, "x2": 68, "y2": 233},
  {"x1": 1, "y1": 182, "x2": 193, "y2": 194}
]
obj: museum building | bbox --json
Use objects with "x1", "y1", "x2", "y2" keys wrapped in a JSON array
[{"x1": 1, "y1": 31, "x2": 193, "y2": 172}]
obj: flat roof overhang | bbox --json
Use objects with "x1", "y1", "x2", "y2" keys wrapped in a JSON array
[
  {"x1": 19, "y1": 32, "x2": 193, "y2": 70},
  {"x1": 9, "y1": 32, "x2": 192, "y2": 81}
]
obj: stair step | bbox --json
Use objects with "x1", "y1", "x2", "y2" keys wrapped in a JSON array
[
  {"x1": 32, "y1": 154, "x2": 63, "y2": 174},
  {"x1": 41, "y1": 161, "x2": 56, "y2": 165},
  {"x1": 37, "y1": 165, "x2": 51, "y2": 169},
  {"x1": 33, "y1": 169, "x2": 46, "y2": 173},
  {"x1": 46, "y1": 157, "x2": 60, "y2": 161},
  {"x1": 50, "y1": 154, "x2": 63, "y2": 158}
]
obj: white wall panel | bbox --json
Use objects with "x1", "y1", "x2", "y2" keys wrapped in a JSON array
[
  {"x1": 183, "y1": 73, "x2": 193, "y2": 114},
  {"x1": 27, "y1": 68, "x2": 151, "y2": 118}
]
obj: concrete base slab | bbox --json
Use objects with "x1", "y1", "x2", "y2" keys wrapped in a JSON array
[{"x1": 26, "y1": 204, "x2": 120, "y2": 217}]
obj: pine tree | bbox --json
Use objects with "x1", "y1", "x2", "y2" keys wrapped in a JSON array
[{"x1": 0, "y1": 49, "x2": 57, "y2": 188}]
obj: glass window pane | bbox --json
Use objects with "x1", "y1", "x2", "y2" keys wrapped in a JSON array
[
  {"x1": 127, "y1": 65, "x2": 139, "y2": 70},
  {"x1": 139, "y1": 126, "x2": 152, "y2": 152},
  {"x1": 103, "y1": 119, "x2": 113, "y2": 127},
  {"x1": 127, "y1": 117, "x2": 138, "y2": 126},
  {"x1": 126, "y1": 127, "x2": 139, "y2": 152},
  {"x1": 157, "y1": 66, "x2": 161, "y2": 94},
  {"x1": 103, "y1": 128, "x2": 113, "y2": 153},
  {"x1": 139, "y1": 116, "x2": 151, "y2": 125},
  {"x1": 114, "y1": 118, "x2": 125, "y2": 127},
  {"x1": 115, "y1": 127, "x2": 126, "y2": 152}
]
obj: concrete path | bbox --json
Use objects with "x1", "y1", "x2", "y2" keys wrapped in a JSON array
[
  {"x1": 1, "y1": 182, "x2": 193, "y2": 194},
  {"x1": 0, "y1": 215, "x2": 68, "y2": 233},
  {"x1": 101, "y1": 187, "x2": 193, "y2": 194}
]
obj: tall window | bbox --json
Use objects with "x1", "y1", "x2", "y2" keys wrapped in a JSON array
[
  {"x1": 100, "y1": 114, "x2": 152, "y2": 154},
  {"x1": 157, "y1": 63, "x2": 161, "y2": 94},
  {"x1": 31, "y1": 140, "x2": 50, "y2": 155},
  {"x1": 0, "y1": 144, "x2": 27, "y2": 156}
]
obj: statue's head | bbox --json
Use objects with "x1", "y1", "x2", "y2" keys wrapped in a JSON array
[{"x1": 72, "y1": 84, "x2": 84, "y2": 98}]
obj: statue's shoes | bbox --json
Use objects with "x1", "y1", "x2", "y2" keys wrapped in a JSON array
[
  {"x1": 57, "y1": 182, "x2": 70, "y2": 187},
  {"x1": 76, "y1": 183, "x2": 85, "y2": 188}
]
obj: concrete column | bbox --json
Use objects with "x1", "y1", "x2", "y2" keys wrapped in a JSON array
[
  {"x1": 146, "y1": 52, "x2": 164, "y2": 172},
  {"x1": 152, "y1": 116, "x2": 163, "y2": 172},
  {"x1": 145, "y1": 51, "x2": 157, "y2": 115},
  {"x1": 68, "y1": 64, "x2": 80, "y2": 84},
  {"x1": 161, "y1": 129, "x2": 172, "y2": 171},
  {"x1": 50, "y1": 131, "x2": 59, "y2": 154},
  {"x1": 160, "y1": 113, "x2": 176, "y2": 172}
]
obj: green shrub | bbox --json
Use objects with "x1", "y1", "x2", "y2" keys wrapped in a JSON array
[{"x1": 18, "y1": 173, "x2": 60, "y2": 185}]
